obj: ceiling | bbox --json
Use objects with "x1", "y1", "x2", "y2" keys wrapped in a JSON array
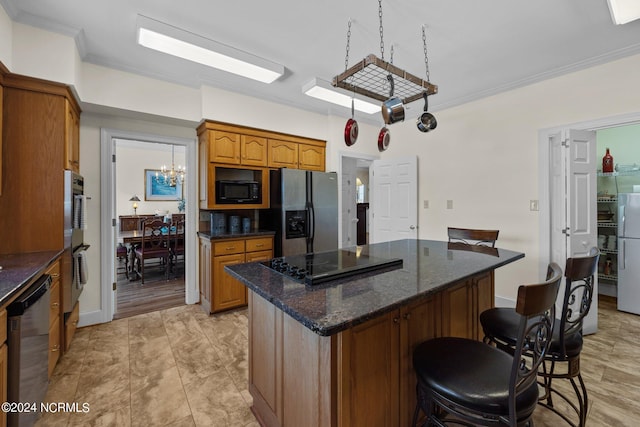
[{"x1": 3, "y1": 0, "x2": 640, "y2": 121}]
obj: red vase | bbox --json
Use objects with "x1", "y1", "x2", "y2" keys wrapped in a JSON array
[{"x1": 602, "y1": 148, "x2": 614, "y2": 173}]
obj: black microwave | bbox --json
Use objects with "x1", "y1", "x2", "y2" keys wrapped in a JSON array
[{"x1": 216, "y1": 180, "x2": 261, "y2": 204}]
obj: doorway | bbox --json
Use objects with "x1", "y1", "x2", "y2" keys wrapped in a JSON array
[
  {"x1": 100, "y1": 128, "x2": 198, "y2": 323},
  {"x1": 113, "y1": 139, "x2": 186, "y2": 319},
  {"x1": 339, "y1": 152, "x2": 377, "y2": 248},
  {"x1": 539, "y1": 112, "x2": 640, "y2": 334}
]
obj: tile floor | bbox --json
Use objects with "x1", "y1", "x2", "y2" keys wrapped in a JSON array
[{"x1": 36, "y1": 297, "x2": 640, "y2": 426}]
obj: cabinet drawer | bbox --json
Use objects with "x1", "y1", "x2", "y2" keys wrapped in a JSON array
[
  {"x1": 45, "y1": 259, "x2": 61, "y2": 281},
  {"x1": 49, "y1": 280, "x2": 61, "y2": 327},
  {"x1": 48, "y1": 317, "x2": 61, "y2": 378},
  {"x1": 0, "y1": 309, "x2": 6, "y2": 344},
  {"x1": 214, "y1": 240, "x2": 245, "y2": 256},
  {"x1": 246, "y1": 237, "x2": 273, "y2": 253}
]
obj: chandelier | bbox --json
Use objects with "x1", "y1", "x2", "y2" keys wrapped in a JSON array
[{"x1": 156, "y1": 145, "x2": 185, "y2": 187}]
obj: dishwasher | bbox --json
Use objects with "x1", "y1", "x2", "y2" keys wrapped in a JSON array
[{"x1": 7, "y1": 274, "x2": 51, "y2": 427}]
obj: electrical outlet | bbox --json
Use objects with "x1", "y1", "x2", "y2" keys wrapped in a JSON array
[
  {"x1": 530, "y1": 200, "x2": 539, "y2": 211},
  {"x1": 423, "y1": 200, "x2": 429, "y2": 209},
  {"x1": 447, "y1": 200, "x2": 453, "y2": 209}
]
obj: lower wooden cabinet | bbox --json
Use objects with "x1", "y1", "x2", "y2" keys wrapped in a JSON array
[
  {"x1": 441, "y1": 271, "x2": 493, "y2": 340},
  {"x1": 46, "y1": 258, "x2": 62, "y2": 377},
  {"x1": 200, "y1": 235, "x2": 273, "y2": 314},
  {"x1": 248, "y1": 270, "x2": 492, "y2": 427},
  {"x1": 64, "y1": 302, "x2": 79, "y2": 353}
]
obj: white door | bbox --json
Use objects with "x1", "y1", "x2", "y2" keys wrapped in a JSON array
[
  {"x1": 341, "y1": 166, "x2": 357, "y2": 248},
  {"x1": 370, "y1": 156, "x2": 418, "y2": 243},
  {"x1": 550, "y1": 129, "x2": 598, "y2": 333}
]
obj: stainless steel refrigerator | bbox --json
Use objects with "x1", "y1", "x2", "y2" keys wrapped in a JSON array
[
  {"x1": 618, "y1": 193, "x2": 640, "y2": 315},
  {"x1": 262, "y1": 169, "x2": 338, "y2": 256}
]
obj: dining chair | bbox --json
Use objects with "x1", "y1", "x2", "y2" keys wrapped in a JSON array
[
  {"x1": 412, "y1": 263, "x2": 562, "y2": 427},
  {"x1": 133, "y1": 219, "x2": 171, "y2": 284},
  {"x1": 116, "y1": 243, "x2": 129, "y2": 279},
  {"x1": 448, "y1": 227, "x2": 499, "y2": 247},
  {"x1": 169, "y1": 218, "x2": 185, "y2": 277},
  {"x1": 480, "y1": 248, "x2": 599, "y2": 427}
]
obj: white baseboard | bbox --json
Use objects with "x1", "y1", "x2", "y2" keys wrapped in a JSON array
[
  {"x1": 494, "y1": 295, "x2": 516, "y2": 308},
  {"x1": 78, "y1": 309, "x2": 104, "y2": 328}
]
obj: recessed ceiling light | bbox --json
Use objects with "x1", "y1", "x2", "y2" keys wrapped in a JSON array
[
  {"x1": 302, "y1": 78, "x2": 380, "y2": 114},
  {"x1": 607, "y1": 0, "x2": 640, "y2": 24},
  {"x1": 136, "y1": 15, "x2": 284, "y2": 83}
]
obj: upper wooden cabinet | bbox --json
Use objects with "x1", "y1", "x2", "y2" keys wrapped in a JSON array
[
  {"x1": 0, "y1": 72, "x2": 81, "y2": 254},
  {"x1": 64, "y1": 99, "x2": 81, "y2": 173},
  {"x1": 298, "y1": 143, "x2": 325, "y2": 171},
  {"x1": 0, "y1": 63, "x2": 6, "y2": 197},
  {"x1": 198, "y1": 120, "x2": 326, "y2": 171},
  {"x1": 268, "y1": 139, "x2": 298, "y2": 168}
]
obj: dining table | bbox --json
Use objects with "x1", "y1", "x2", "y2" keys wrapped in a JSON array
[{"x1": 118, "y1": 228, "x2": 184, "y2": 279}]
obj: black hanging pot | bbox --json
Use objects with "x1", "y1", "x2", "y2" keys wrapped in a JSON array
[
  {"x1": 378, "y1": 127, "x2": 390, "y2": 152},
  {"x1": 417, "y1": 92, "x2": 437, "y2": 133},
  {"x1": 344, "y1": 98, "x2": 359, "y2": 146},
  {"x1": 381, "y1": 74, "x2": 405, "y2": 125}
]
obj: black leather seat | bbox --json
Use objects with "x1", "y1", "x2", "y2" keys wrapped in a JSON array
[
  {"x1": 412, "y1": 263, "x2": 563, "y2": 427},
  {"x1": 480, "y1": 248, "x2": 599, "y2": 427}
]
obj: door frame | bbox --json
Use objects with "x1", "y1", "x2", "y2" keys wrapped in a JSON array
[
  {"x1": 338, "y1": 151, "x2": 379, "y2": 248},
  {"x1": 100, "y1": 128, "x2": 198, "y2": 323},
  {"x1": 538, "y1": 112, "x2": 640, "y2": 278}
]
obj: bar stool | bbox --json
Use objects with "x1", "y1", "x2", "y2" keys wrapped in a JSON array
[
  {"x1": 480, "y1": 248, "x2": 599, "y2": 427},
  {"x1": 412, "y1": 263, "x2": 562, "y2": 427}
]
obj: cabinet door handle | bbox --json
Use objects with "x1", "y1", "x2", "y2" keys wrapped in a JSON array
[
  {"x1": 51, "y1": 345, "x2": 60, "y2": 352},
  {"x1": 255, "y1": 244, "x2": 264, "y2": 247},
  {"x1": 51, "y1": 273, "x2": 60, "y2": 278},
  {"x1": 403, "y1": 313, "x2": 411, "y2": 320},
  {"x1": 226, "y1": 247, "x2": 236, "y2": 251},
  {"x1": 393, "y1": 317, "x2": 399, "y2": 324},
  {"x1": 52, "y1": 302, "x2": 59, "y2": 307}
]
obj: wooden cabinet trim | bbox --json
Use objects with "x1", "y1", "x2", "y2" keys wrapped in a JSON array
[
  {"x1": 0, "y1": 310, "x2": 6, "y2": 345},
  {"x1": 198, "y1": 120, "x2": 325, "y2": 147}
]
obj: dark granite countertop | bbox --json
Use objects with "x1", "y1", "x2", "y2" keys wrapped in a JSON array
[
  {"x1": 198, "y1": 230, "x2": 275, "y2": 240},
  {"x1": 225, "y1": 239, "x2": 524, "y2": 336},
  {"x1": 0, "y1": 250, "x2": 64, "y2": 307}
]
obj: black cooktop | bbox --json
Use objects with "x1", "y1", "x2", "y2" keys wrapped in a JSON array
[{"x1": 264, "y1": 249, "x2": 403, "y2": 285}]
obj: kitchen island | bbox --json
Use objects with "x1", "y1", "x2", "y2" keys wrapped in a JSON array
[{"x1": 225, "y1": 239, "x2": 524, "y2": 427}]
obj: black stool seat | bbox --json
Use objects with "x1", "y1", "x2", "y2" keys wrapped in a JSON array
[
  {"x1": 480, "y1": 308, "x2": 584, "y2": 358},
  {"x1": 414, "y1": 337, "x2": 539, "y2": 421}
]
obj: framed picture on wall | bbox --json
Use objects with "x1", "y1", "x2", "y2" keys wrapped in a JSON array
[{"x1": 144, "y1": 169, "x2": 183, "y2": 201}]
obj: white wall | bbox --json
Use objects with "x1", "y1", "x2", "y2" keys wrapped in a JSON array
[
  {"x1": 0, "y1": 6, "x2": 12, "y2": 69},
  {"x1": 3, "y1": 20, "x2": 640, "y2": 320},
  {"x1": 115, "y1": 142, "x2": 186, "y2": 218}
]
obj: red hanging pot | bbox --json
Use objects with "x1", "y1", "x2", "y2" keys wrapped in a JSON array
[
  {"x1": 344, "y1": 118, "x2": 359, "y2": 146},
  {"x1": 378, "y1": 127, "x2": 390, "y2": 152}
]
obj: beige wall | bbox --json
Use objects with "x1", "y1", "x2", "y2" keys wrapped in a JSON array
[{"x1": 2, "y1": 15, "x2": 640, "y2": 321}]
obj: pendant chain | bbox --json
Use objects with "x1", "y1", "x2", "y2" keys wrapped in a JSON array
[
  {"x1": 422, "y1": 25, "x2": 430, "y2": 82},
  {"x1": 379, "y1": 0, "x2": 385, "y2": 60}
]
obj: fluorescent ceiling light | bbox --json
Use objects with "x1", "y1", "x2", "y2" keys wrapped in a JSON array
[
  {"x1": 303, "y1": 78, "x2": 380, "y2": 114},
  {"x1": 607, "y1": 0, "x2": 640, "y2": 24},
  {"x1": 136, "y1": 16, "x2": 284, "y2": 83}
]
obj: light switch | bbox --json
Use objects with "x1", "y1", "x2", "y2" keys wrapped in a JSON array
[
  {"x1": 530, "y1": 200, "x2": 539, "y2": 211},
  {"x1": 423, "y1": 200, "x2": 429, "y2": 209},
  {"x1": 447, "y1": 200, "x2": 453, "y2": 209}
]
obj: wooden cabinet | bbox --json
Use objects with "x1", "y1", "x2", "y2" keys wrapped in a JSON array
[
  {"x1": 268, "y1": 140, "x2": 326, "y2": 171},
  {"x1": 200, "y1": 235, "x2": 273, "y2": 314},
  {"x1": 0, "y1": 309, "x2": 6, "y2": 427},
  {"x1": 46, "y1": 259, "x2": 62, "y2": 378},
  {"x1": 248, "y1": 270, "x2": 492, "y2": 427},
  {"x1": 197, "y1": 119, "x2": 326, "y2": 209},
  {"x1": 241, "y1": 135, "x2": 268, "y2": 167},
  {"x1": 268, "y1": 140, "x2": 298, "y2": 169},
  {"x1": 0, "y1": 73, "x2": 81, "y2": 254},
  {"x1": 441, "y1": 271, "x2": 493, "y2": 341},
  {"x1": 64, "y1": 302, "x2": 79, "y2": 353},
  {"x1": 64, "y1": 99, "x2": 80, "y2": 173},
  {"x1": 0, "y1": 81, "x2": 3, "y2": 197},
  {"x1": 298, "y1": 143, "x2": 325, "y2": 171}
]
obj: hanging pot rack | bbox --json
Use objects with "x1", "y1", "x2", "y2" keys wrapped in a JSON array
[
  {"x1": 333, "y1": 54, "x2": 437, "y2": 105},
  {"x1": 331, "y1": 0, "x2": 437, "y2": 106}
]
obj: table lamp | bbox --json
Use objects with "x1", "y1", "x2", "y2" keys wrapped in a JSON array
[{"x1": 129, "y1": 195, "x2": 141, "y2": 215}]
